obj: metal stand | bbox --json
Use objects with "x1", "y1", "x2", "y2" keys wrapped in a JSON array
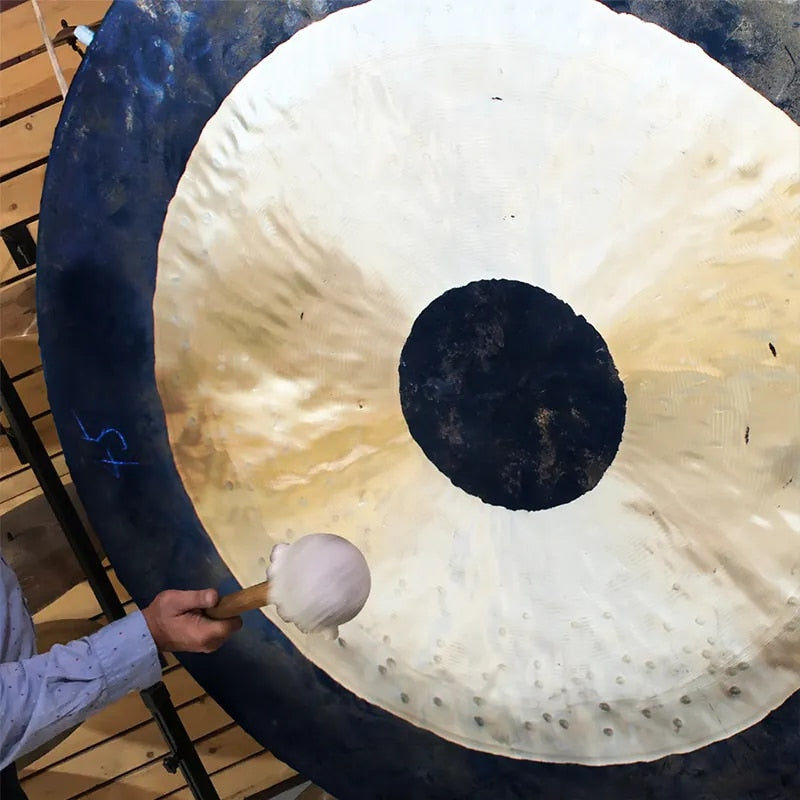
[{"x1": 1, "y1": 360, "x2": 220, "y2": 800}]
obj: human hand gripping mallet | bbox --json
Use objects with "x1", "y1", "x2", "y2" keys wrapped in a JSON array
[{"x1": 205, "y1": 533, "x2": 372, "y2": 639}]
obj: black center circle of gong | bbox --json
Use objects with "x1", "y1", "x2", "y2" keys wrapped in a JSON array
[
  {"x1": 35, "y1": 1, "x2": 800, "y2": 799},
  {"x1": 399, "y1": 279, "x2": 626, "y2": 510}
]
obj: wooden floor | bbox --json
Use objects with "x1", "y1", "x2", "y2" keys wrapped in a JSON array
[
  {"x1": 1, "y1": 3, "x2": 303, "y2": 798},
  {"x1": 23, "y1": 569, "x2": 299, "y2": 800}
]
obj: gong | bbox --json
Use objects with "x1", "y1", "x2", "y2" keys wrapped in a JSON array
[{"x1": 37, "y1": 1, "x2": 799, "y2": 798}]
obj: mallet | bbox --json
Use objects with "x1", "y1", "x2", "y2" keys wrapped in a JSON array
[{"x1": 206, "y1": 532, "x2": 371, "y2": 639}]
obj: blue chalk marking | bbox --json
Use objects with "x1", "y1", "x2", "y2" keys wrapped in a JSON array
[
  {"x1": 73, "y1": 411, "x2": 139, "y2": 478},
  {"x1": 73, "y1": 411, "x2": 129, "y2": 450},
  {"x1": 95, "y1": 455, "x2": 140, "y2": 479}
]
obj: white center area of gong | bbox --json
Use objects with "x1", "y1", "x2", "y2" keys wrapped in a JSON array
[{"x1": 154, "y1": 0, "x2": 800, "y2": 765}]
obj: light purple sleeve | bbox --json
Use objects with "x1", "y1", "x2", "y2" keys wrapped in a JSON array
[{"x1": 0, "y1": 611, "x2": 161, "y2": 770}]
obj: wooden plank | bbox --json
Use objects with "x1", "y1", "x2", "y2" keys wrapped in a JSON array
[
  {"x1": 0, "y1": 368, "x2": 55, "y2": 501},
  {"x1": 162, "y1": 751, "x2": 298, "y2": 800},
  {"x1": 1, "y1": 218, "x2": 38, "y2": 284},
  {"x1": 0, "y1": 477, "x2": 48, "y2": 515},
  {"x1": 21, "y1": 666, "x2": 205, "y2": 776},
  {"x1": 35, "y1": 586, "x2": 177, "y2": 654},
  {"x1": 0, "y1": 452, "x2": 67, "y2": 505},
  {"x1": 1, "y1": 479, "x2": 95, "y2": 612},
  {"x1": 162, "y1": 652, "x2": 179, "y2": 669},
  {"x1": 0, "y1": 161, "x2": 46, "y2": 227},
  {"x1": 0, "y1": 1, "x2": 39, "y2": 62},
  {"x1": 0, "y1": 267, "x2": 35, "y2": 335},
  {"x1": 0, "y1": 271, "x2": 39, "y2": 376},
  {"x1": 0, "y1": 411, "x2": 59, "y2": 476},
  {"x1": 1, "y1": 410, "x2": 58, "y2": 472},
  {"x1": 82, "y1": 725, "x2": 265, "y2": 800},
  {"x1": 20, "y1": 694, "x2": 233, "y2": 800},
  {"x1": 0, "y1": 2, "x2": 30, "y2": 13},
  {"x1": 0, "y1": 1, "x2": 111, "y2": 64},
  {"x1": 33, "y1": 566, "x2": 130, "y2": 623},
  {"x1": 12, "y1": 367, "x2": 48, "y2": 416},
  {"x1": 32, "y1": 575, "x2": 100, "y2": 622},
  {"x1": 0, "y1": 47, "x2": 80, "y2": 121},
  {"x1": 0, "y1": 101, "x2": 60, "y2": 174}
]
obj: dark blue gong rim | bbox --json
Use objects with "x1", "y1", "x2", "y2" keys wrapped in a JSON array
[{"x1": 36, "y1": 1, "x2": 799, "y2": 797}]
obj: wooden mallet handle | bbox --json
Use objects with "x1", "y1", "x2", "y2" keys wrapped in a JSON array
[{"x1": 206, "y1": 580, "x2": 270, "y2": 619}]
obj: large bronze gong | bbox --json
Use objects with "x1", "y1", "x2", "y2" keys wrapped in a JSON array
[{"x1": 37, "y1": 1, "x2": 799, "y2": 797}]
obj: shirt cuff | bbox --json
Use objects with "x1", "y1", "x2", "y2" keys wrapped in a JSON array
[{"x1": 92, "y1": 611, "x2": 162, "y2": 705}]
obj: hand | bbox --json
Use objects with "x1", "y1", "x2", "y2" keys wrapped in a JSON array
[{"x1": 142, "y1": 589, "x2": 243, "y2": 653}]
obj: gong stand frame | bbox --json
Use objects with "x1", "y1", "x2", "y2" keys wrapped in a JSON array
[{"x1": 0, "y1": 360, "x2": 221, "y2": 800}]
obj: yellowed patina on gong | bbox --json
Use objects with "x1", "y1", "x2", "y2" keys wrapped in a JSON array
[{"x1": 153, "y1": 0, "x2": 800, "y2": 766}]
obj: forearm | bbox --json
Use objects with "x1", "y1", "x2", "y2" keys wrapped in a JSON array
[{"x1": 0, "y1": 611, "x2": 160, "y2": 770}]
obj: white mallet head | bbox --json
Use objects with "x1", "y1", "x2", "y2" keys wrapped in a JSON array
[{"x1": 267, "y1": 533, "x2": 371, "y2": 639}]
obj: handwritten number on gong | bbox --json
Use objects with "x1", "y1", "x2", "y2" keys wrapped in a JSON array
[{"x1": 73, "y1": 412, "x2": 139, "y2": 478}]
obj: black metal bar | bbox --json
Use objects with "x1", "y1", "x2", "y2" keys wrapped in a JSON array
[
  {"x1": 141, "y1": 682, "x2": 221, "y2": 799},
  {"x1": 0, "y1": 360, "x2": 220, "y2": 800}
]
